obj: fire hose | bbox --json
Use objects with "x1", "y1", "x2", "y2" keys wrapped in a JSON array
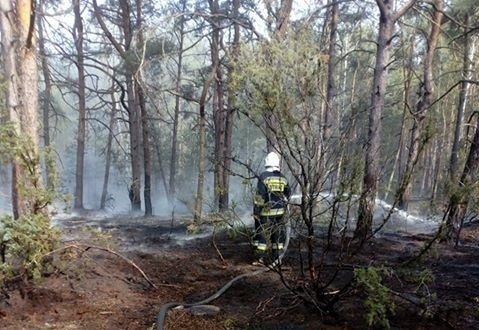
[{"x1": 155, "y1": 217, "x2": 291, "y2": 330}]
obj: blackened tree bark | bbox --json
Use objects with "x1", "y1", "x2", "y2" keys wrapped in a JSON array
[{"x1": 355, "y1": 0, "x2": 417, "y2": 242}]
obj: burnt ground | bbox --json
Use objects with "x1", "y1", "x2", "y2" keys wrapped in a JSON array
[{"x1": 0, "y1": 213, "x2": 478, "y2": 330}]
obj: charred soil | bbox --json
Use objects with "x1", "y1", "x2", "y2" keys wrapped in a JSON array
[{"x1": 0, "y1": 215, "x2": 478, "y2": 330}]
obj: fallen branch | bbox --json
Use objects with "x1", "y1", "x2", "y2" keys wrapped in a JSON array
[
  {"x1": 43, "y1": 243, "x2": 158, "y2": 289},
  {"x1": 211, "y1": 227, "x2": 225, "y2": 263},
  {"x1": 390, "y1": 290, "x2": 456, "y2": 329}
]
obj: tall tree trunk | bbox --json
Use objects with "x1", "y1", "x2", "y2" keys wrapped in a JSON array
[
  {"x1": 73, "y1": 0, "x2": 86, "y2": 210},
  {"x1": 431, "y1": 108, "x2": 447, "y2": 202},
  {"x1": 92, "y1": 0, "x2": 142, "y2": 212},
  {"x1": 398, "y1": 0, "x2": 443, "y2": 211},
  {"x1": 445, "y1": 113, "x2": 479, "y2": 245},
  {"x1": 126, "y1": 75, "x2": 142, "y2": 211},
  {"x1": 221, "y1": 0, "x2": 241, "y2": 212},
  {"x1": 138, "y1": 81, "x2": 152, "y2": 215},
  {"x1": 101, "y1": 80, "x2": 117, "y2": 210},
  {"x1": 168, "y1": 0, "x2": 187, "y2": 204},
  {"x1": 322, "y1": 0, "x2": 339, "y2": 191},
  {"x1": 37, "y1": 1, "x2": 53, "y2": 188},
  {"x1": 1, "y1": 0, "x2": 20, "y2": 218},
  {"x1": 215, "y1": 69, "x2": 226, "y2": 211},
  {"x1": 0, "y1": 0, "x2": 43, "y2": 219},
  {"x1": 355, "y1": 0, "x2": 416, "y2": 241},
  {"x1": 135, "y1": 0, "x2": 152, "y2": 216},
  {"x1": 448, "y1": 14, "x2": 475, "y2": 180},
  {"x1": 323, "y1": 0, "x2": 338, "y2": 143},
  {"x1": 337, "y1": 53, "x2": 359, "y2": 189},
  {"x1": 273, "y1": 0, "x2": 292, "y2": 40},
  {"x1": 209, "y1": 0, "x2": 226, "y2": 212},
  {"x1": 384, "y1": 33, "x2": 415, "y2": 202},
  {"x1": 194, "y1": 70, "x2": 216, "y2": 223},
  {"x1": 155, "y1": 142, "x2": 169, "y2": 199}
]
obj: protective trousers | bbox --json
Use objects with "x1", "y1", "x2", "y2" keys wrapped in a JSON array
[{"x1": 253, "y1": 214, "x2": 285, "y2": 251}]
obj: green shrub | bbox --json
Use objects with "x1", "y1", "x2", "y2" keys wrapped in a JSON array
[
  {"x1": 0, "y1": 214, "x2": 59, "y2": 286},
  {"x1": 354, "y1": 266, "x2": 394, "y2": 329},
  {"x1": 0, "y1": 122, "x2": 60, "y2": 290}
]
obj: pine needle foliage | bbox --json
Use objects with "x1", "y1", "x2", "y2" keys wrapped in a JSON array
[
  {"x1": 232, "y1": 25, "x2": 361, "y2": 314},
  {"x1": 0, "y1": 123, "x2": 60, "y2": 289},
  {"x1": 232, "y1": 27, "x2": 324, "y2": 131},
  {"x1": 354, "y1": 266, "x2": 395, "y2": 329}
]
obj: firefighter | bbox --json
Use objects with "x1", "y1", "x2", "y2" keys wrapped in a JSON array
[{"x1": 253, "y1": 152, "x2": 291, "y2": 263}]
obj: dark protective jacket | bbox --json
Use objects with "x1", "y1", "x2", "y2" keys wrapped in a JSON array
[{"x1": 254, "y1": 170, "x2": 291, "y2": 217}]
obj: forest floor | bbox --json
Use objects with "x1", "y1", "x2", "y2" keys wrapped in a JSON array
[{"x1": 0, "y1": 212, "x2": 478, "y2": 330}]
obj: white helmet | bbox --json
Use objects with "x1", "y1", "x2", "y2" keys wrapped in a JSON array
[{"x1": 264, "y1": 152, "x2": 280, "y2": 169}]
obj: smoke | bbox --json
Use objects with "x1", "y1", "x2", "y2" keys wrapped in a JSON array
[{"x1": 288, "y1": 192, "x2": 440, "y2": 236}]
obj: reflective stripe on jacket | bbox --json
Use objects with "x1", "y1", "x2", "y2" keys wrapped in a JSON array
[
  {"x1": 260, "y1": 207, "x2": 285, "y2": 216},
  {"x1": 254, "y1": 170, "x2": 290, "y2": 217}
]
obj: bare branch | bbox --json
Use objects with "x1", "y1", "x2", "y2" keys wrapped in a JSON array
[{"x1": 43, "y1": 243, "x2": 157, "y2": 289}]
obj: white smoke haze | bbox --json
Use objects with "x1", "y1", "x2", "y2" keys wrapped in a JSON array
[
  {"x1": 288, "y1": 192, "x2": 440, "y2": 236},
  {"x1": 1, "y1": 152, "x2": 441, "y2": 252},
  {"x1": 1, "y1": 149, "x2": 440, "y2": 239}
]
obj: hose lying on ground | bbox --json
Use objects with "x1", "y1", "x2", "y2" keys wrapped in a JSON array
[{"x1": 155, "y1": 218, "x2": 291, "y2": 330}]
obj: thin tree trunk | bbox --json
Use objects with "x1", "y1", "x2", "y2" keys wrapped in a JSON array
[
  {"x1": 322, "y1": 0, "x2": 339, "y2": 191},
  {"x1": 221, "y1": 0, "x2": 241, "y2": 212},
  {"x1": 209, "y1": 0, "x2": 226, "y2": 212},
  {"x1": 399, "y1": 0, "x2": 443, "y2": 211},
  {"x1": 323, "y1": 0, "x2": 338, "y2": 143},
  {"x1": 73, "y1": 0, "x2": 86, "y2": 210},
  {"x1": 37, "y1": 1, "x2": 53, "y2": 188},
  {"x1": 155, "y1": 142, "x2": 169, "y2": 199},
  {"x1": 448, "y1": 14, "x2": 475, "y2": 180},
  {"x1": 101, "y1": 80, "x2": 117, "y2": 210},
  {"x1": 215, "y1": 67, "x2": 226, "y2": 211},
  {"x1": 431, "y1": 107, "x2": 447, "y2": 202},
  {"x1": 194, "y1": 70, "x2": 216, "y2": 223},
  {"x1": 445, "y1": 113, "x2": 479, "y2": 244},
  {"x1": 126, "y1": 76, "x2": 142, "y2": 212},
  {"x1": 356, "y1": 7, "x2": 394, "y2": 241},
  {"x1": 168, "y1": 0, "x2": 187, "y2": 203},
  {"x1": 384, "y1": 34, "x2": 415, "y2": 202},
  {"x1": 92, "y1": 0, "x2": 142, "y2": 212},
  {"x1": 138, "y1": 81, "x2": 152, "y2": 215},
  {"x1": 135, "y1": 0, "x2": 151, "y2": 216},
  {"x1": 398, "y1": 0, "x2": 443, "y2": 211}
]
